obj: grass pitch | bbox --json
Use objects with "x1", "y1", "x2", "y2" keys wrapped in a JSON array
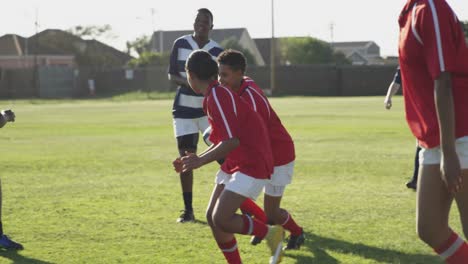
[{"x1": 0, "y1": 96, "x2": 455, "y2": 263}]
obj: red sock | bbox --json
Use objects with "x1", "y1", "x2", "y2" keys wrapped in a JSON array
[
  {"x1": 217, "y1": 238, "x2": 242, "y2": 264},
  {"x1": 240, "y1": 199, "x2": 267, "y2": 223},
  {"x1": 435, "y1": 230, "x2": 468, "y2": 264},
  {"x1": 281, "y1": 211, "x2": 302, "y2": 236},
  {"x1": 241, "y1": 214, "x2": 268, "y2": 238}
]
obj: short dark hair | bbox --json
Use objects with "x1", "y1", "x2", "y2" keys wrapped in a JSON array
[
  {"x1": 217, "y1": 49, "x2": 247, "y2": 73},
  {"x1": 198, "y1": 8, "x2": 213, "y2": 24},
  {"x1": 186, "y1": 50, "x2": 218, "y2": 80}
]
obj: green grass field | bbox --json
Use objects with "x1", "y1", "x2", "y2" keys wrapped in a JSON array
[{"x1": 0, "y1": 96, "x2": 460, "y2": 263}]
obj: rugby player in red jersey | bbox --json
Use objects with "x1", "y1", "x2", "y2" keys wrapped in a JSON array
[{"x1": 399, "y1": 0, "x2": 468, "y2": 262}]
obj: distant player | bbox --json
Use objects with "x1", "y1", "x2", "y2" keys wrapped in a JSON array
[
  {"x1": 384, "y1": 67, "x2": 420, "y2": 190},
  {"x1": 0, "y1": 109, "x2": 23, "y2": 250},
  {"x1": 168, "y1": 8, "x2": 223, "y2": 223},
  {"x1": 217, "y1": 49, "x2": 305, "y2": 250},
  {"x1": 399, "y1": 0, "x2": 468, "y2": 262},
  {"x1": 173, "y1": 50, "x2": 284, "y2": 264}
]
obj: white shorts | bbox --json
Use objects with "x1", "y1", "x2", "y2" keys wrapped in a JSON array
[
  {"x1": 173, "y1": 117, "x2": 209, "y2": 138},
  {"x1": 419, "y1": 136, "x2": 468, "y2": 169},
  {"x1": 215, "y1": 170, "x2": 267, "y2": 200},
  {"x1": 264, "y1": 161, "x2": 295, "y2": 197}
]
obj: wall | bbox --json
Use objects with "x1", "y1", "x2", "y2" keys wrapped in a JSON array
[
  {"x1": 0, "y1": 64, "x2": 398, "y2": 98},
  {"x1": 0, "y1": 68, "x2": 36, "y2": 98},
  {"x1": 248, "y1": 64, "x2": 397, "y2": 96}
]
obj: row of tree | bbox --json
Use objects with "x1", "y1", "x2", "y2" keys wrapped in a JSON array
[
  {"x1": 126, "y1": 36, "x2": 351, "y2": 68},
  {"x1": 66, "y1": 21, "x2": 468, "y2": 68}
]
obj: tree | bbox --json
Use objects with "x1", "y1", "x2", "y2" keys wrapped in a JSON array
[
  {"x1": 127, "y1": 51, "x2": 170, "y2": 68},
  {"x1": 67, "y1": 24, "x2": 115, "y2": 40},
  {"x1": 126, "y1": 35, "x2": 151, "y2": 56},
  {"x1": 220, "y1": 37, "x2": 258, "y2": 66},
  {"x1": 280, "y1": 37, "x2": 350, "y2": 65}
]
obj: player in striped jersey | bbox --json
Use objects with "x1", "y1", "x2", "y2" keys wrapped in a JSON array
[
  {"x1": 399, "y1": 0, "x2": 468, "y2": 262},
  {"x1": 217, "y1": 49, "x2": 305, "y2": 250},
  {"x1": 168, "y1": 8, "x2": 223, "y2": 223},
  {"x1": 384, "y1": 67, "x2": 420, "y2": 190}
]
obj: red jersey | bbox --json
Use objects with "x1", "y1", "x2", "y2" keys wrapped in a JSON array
[
  {"x1": 203, "y1": 81, "x2": 273, "y2": 179},
  {"x1": 237, "y1": 77, "x2": 295, "y2": 166},
  {"x1": 398, "y1": 0, "x2": 468, "y2": 148}
]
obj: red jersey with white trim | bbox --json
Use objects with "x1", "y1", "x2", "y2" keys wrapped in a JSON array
[
  {"x1": 203, "y1": 81, "x2": 273, "y2": 179},
  {"x1": 398, "y1": 0, "x2": 468, "y2": 148},
  {"x1": 238, "y1": 77, "x2": 295, "y2": 166}
]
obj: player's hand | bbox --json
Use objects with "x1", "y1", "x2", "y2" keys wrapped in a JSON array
[
  {"x1": 440, "y1": 151, "x2": 462, "y2": 194},
  {"x1": 1, "y1": 109, "x2": 15, "y2": 122},
  {"x1": 180, "y1": 151, "x2": 203, "y2": 172},
  {"x1": 173, "y1": 158, "x2": 183, "y2": 173},
  {"x1": 384, "y1": 98, "x2": 392, "y2": 110},
  {"x1": 3, "y1": 110, "x2": 15, "y2": 122}
]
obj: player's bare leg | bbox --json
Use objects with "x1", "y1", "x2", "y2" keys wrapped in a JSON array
[
  {"x1": 454, "y1": 169, "x2": 468, "y2": 239},
  {"x1": 264, "y1": 194, "x2": 304, "y2": 250},
  {"x1": 207, "y1": 188, "x2": 284, "y2": 263},
  {"x1": 206, "y1": 185, "x2": 243, "y2": 263},
  {"x1": 417, "y1": 165, "x2": 468, "y2": 261},
  {"x1": 206, "y1": 184, "x2": 225, "y2": 229},
  {"x1": 417, "y1": 165, "x2": 452, "y2": 247}
]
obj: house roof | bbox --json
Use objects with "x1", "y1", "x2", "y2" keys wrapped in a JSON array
[
  {"x1": 0, "y1": 34, "x2": 27, "y2": 56},
  {"x1": 150, "y1": 28, "x2": 247, "y2": 52},
  {"x1": 346, "y1": 51, "x2": 368, "y2": 64},
  {"x1": 330, "y1": 41, "x2": 376, "y2": 49},
  {"x1": 253, "y1": 38, "x2": 280, "y2": 65},
  {"x1": 86, "y1": 39, "x2": 133, "y2": 62},
  {"x1": 0, "y1": 29, "x2": 132, "y2": 63}
]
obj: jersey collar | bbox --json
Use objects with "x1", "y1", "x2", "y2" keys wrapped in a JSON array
[{"x1": 206, "y1": 80, "x2": 220, "y2": 96}]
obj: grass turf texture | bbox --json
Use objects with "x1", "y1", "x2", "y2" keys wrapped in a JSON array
[{"x1": 0, "y1": 96, "x2": 458, "y2": 263}]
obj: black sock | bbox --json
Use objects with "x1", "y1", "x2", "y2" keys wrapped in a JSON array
[
  {"x1": 412, "y1": 146, "x2": 422, "y2": 182},
  {"x1": 0, "y1": 221, "x2": 3, "y2": 235},
  {"x1": 183, "y1": 192, "x2": 193, "y2": 212}
]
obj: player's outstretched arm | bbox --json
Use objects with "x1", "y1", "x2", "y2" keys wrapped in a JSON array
[
  {"x1": 0, "y1": 114, "x2": 6, "y2": 128},
  {"x1": 181, "y1": 138, "x2": 239, "y2": 172},
  {"x1": 434, "y1": 72, "x2": 461, "y2": 194},
  {"x1": 0, "y1": 109, "x2": 15, "y2": 128},
  {"x1": 384, "y1": 82, "x2": 400, "y2": 110},
  {"x1": 198, "y1": 143, "x2": 215, "y2": 157}
]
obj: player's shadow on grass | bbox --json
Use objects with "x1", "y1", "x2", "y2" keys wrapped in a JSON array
[
  {"x1": 287, "y1": 232, "x2": 440, "y2": 264},
  {"x1": 193, "y1": 219, "x2": 208, "y2": 225},
  {"x1": 0, "y1": 249, "x2": 55, "y2": 264}
]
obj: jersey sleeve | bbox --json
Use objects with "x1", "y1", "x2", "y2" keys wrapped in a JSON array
[
  {"x1": 168, "y1": 40, "x2": 179, "y2": 75},
  {"x1": 416, "y1": 1, "x2": 459, "y2": 79},
  {"x1": 207, "y1": 87, "x2": 240, "y2": 142},
  {"x1": 393, "y1": 67, "x2": 402, "y2": 85}
]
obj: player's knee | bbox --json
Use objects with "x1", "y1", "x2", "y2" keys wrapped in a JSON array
[
  {"x1": 177, "y1": 134, "x2": 198, "y2": 151},
  {"x1": 205, "y1": 209, "x2": 215, "y2": 228},
  {"x1": 212, "y1": 210, "x2": 229, "y2": 231}
]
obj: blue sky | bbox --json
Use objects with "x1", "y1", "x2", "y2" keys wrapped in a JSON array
[{"x1": 2, "y1": 0, "x2": 467, "y2": 57}]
